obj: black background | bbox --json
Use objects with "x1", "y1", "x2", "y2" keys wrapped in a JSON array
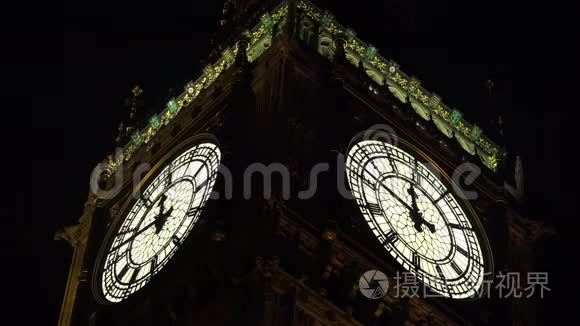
[{"x1": 3, "y1": 0, "x2": 569, "y2": 324}]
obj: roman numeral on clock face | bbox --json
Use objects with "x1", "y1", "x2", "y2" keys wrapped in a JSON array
[
  {"x1": 117, "y1": 264, "x2": 130, "y2": 280},
  {"x1": 382, "y1": 230, "x2": 398, "y2": 245},
  {"x1": 366, "y1": 203, "x2": 383, "y2": 216},
  {"x1": 141, "y1": 193, "x2": 153, "y2": 208},
  {"x1": 165, "y1": 168, "x2": 172, "y2": 186},
  {"x1": 192, "y1": 164, "x2": 205, "y2": 180},
  {"x1": 186, "y1": 207, "x2": 200, "y2": 217},
  {"x1": 195, "y1": 177, "x2": 210, "y2": 191},
  {"x1": 433, "y1": 190, "x2": 450, "y2": 204},
  {"x1": 362, "y1": 176, "x2": 375, "y2": 189},
  {"x1": 150, "y1": 256, "x2": 157, "y2": 272},
  {"x1": 129, "y1": 267, "x2": 139, "y2": 283},
  {"x1": 435, "y1": 265, "x2": 446, "y2": 281},
  {"x1": 413, "y1": 159, "x2": 419, "y2": 183},
  {"x1": 384, "y1": 155, "x2": 397, "y2": 173},
  {"x1": 450, "y1": 261, "x2": 462, "y2": 275},
  {"x1": 412, "y1": 252, "x2": 421, "y2": 269},
  {"x1": 456, "y1": 245, "x2": 469, "y2": 257},
  {"x1": 449, "y1": 223, "x2": 472, "y2": 231}
]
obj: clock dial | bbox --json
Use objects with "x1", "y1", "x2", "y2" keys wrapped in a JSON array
[
  {"x1": 346, "y1": 140, "x2": 490, "y2": 298},
  {"x1": 96, "y1": 140, "x2": 220, "y2": 303}
]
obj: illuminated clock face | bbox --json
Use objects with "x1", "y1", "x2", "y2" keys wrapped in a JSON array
[
  {"x1": 96, "y1": 141, "x2": 220, "y2": 303},
  {"x1": 346, "y1": 140, "x2": 488, "y2": 298}
]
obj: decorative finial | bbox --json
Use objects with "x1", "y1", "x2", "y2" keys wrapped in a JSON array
[
  {"x1": 131, "y1": 85, "x2": 143, "y2": 97},
  {"x1": 235, "y1": 32, "x2": 250, "y2": 67},
  {"x1": 128, "y1": 85, "x2": 143, "y2": 120}
]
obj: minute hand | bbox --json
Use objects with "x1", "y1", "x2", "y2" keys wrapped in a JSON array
[
  {"x1": 109, "y1": 219, "x2": 159, "y2": 253},
  {"x1": 378, "y1": 182, "x2": 413, "y2": 211}
]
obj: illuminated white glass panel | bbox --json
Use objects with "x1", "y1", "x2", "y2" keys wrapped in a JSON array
[
  {"x1": 346, "y1": 140, "x2": 486, "y2": 298},
  {"x1": 99, "y1": 142, "x2": 220, "y2": 303}
]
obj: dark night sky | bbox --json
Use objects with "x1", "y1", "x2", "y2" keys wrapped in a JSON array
[{"x1": 5, "y1": 0, "x2": 568, "y2": 324}]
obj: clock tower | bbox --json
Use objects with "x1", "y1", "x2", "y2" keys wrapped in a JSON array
[{"x1": 57, "y1": 1, "x2": 551, "y2": 325}]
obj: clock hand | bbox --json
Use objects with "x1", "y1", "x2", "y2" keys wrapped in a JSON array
[
  {"x1": 408, "y1": 184, "x2": 419, "y2": 210},
  {"x1": 157, "y1": 206, "x2": 173, "y2": 228},
  {"x1": 116, "y1": 193, "x2": 165, "y2": 237},
  {"x1": 110, "y1": 195, "x2": 175, "y2": 252},
  {"x1": 154, "y1": 194, "x2": 174, "y2": 233},
  {"x1": 109, "y1": 218, "x2": 160, "y2": 253},
  {"x1": 154, "y1": 194, "x2": 166, "y2": 233},
  {"x1": 377, "y1": 181, "x2": 436, "y2": 233},
  {"x1": 407, "y1": 184, "x2": 436, "y2": 233},
  {"x1": 110, "y1": 205, "x2": 176, "y2": 253},
  {"x1": 378, "y1": 182, "x2": 414, "y2": 211},
  {"x1": 413, "y1": 212, "x2": 436, "y2": 233}
]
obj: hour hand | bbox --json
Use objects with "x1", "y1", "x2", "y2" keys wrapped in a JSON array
[
  {"x1": 407, "y1": 185, "x2": 419, "y2": 210},
  {"x1": 410, "y1": 209, "x2": 435, "y2": 233},
  {"x1": 417, "y1": 215, "x2": 436, "y2": 233},
  {"x1": 154, "y1": 194, "x2": 174, "y2": 233},
  {"x1": 407, "y1": 185, "x2": 436, "y2": 233}
]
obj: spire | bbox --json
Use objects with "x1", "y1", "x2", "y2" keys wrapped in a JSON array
[
  {"x1": 484, "y1": 80, "x2": 498, "y2": 131},
  {"x1": 485, "y1": 79, "x2": 506, "y2": 147},
  {"x1": 115, "y1": 85, "x2": 144, "y2": 147},
  {"x1": 212, "y1": 1, "x2": 266, "y2": 62},
  {"x1": 284, "y1": 0, "x2": 297, "y2": 38},
  {"x1": 220, "y1": 0, "x2": 235, "y2": 27},
  {"x1": 219, "y1": 0, "x2": 266, "y2": 28}
]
